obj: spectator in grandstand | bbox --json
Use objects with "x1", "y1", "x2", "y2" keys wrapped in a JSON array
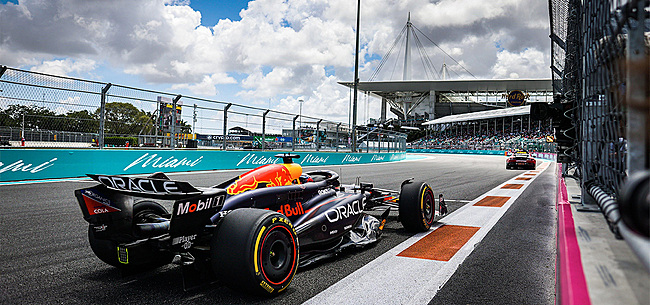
[{"x1": 409, "y1": 127, "x2": 553, "y2": 152}]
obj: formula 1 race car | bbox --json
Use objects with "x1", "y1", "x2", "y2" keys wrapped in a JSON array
[
  {"x1": 506, "y1": 151, "x2": 537, "y2": 170},
  {"x1": 75, "y1": 154, "x2": 436, "y2": 296}
]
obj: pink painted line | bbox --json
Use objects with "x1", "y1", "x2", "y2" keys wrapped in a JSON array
[{"x1": 556, "y1": 164, "x2": 591, "y2": 305}]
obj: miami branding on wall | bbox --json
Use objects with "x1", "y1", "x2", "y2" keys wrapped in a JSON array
[{"x1": 0, "y1": 149, "x2": 405, "y2": 182}]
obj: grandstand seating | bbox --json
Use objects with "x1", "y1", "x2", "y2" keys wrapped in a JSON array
[{"x1": 408, "y1": 128, "x2": 554, "y2": 152}]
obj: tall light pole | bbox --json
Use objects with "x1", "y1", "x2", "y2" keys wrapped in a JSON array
[{"x1": 352, "y1": 0, "x2": 361, "y2": 152}]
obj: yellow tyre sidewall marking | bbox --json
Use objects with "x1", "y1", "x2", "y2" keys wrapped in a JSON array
[
  {"x1": 254, "y1": 226, "x2": 267, "y2": 274},
  {"x1": 420, "y1": 185, "x2": 430, "y2": 228}
]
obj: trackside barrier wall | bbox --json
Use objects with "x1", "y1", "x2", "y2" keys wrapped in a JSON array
[
  {"x1": 407, "y1": 149, "x2": 558, "y2": 161},
  {"x1": 407, "y1": 149, "x2": 506, "y2": 155},
  {"x1": 0, "y1": 149, "x2": 405, "y2": 182}
]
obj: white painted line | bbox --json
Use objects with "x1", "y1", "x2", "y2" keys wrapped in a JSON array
[
  {"x1": 0, "y1": 177, "x2": 92, "y2": 186},
  {"x1": 444, "y1": 199, "x2": 472, "y2": 203},
  {"x1": 303, "y1": 161, "x2": 552, "y2": 305}
]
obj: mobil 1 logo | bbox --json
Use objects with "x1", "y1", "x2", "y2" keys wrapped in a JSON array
[
  {"x1": 175, "y1": 195, "x2": 224, "y2": 216},
  {"x1": 170, "y1": 194, "x2": 225, "y2": 244}
]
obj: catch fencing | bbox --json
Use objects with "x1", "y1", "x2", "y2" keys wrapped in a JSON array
[
  {"x1": 550, "y1": 0, "x2": 648, "y2": 258},
  {"x1": 0, "y1": 66, "x2": 406, "y2": 152}
]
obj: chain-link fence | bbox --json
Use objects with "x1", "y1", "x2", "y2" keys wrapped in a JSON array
[
  {"x1": 550, "y1": 0, "x2": 648, "y2": 242},
  {"x1": 0, "y1": 66, "x2": 407, "y2": 152}
]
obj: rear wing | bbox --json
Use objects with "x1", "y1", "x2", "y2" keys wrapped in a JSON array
[
  {"x1": 78, "y1": 173, "x2": 225, "y2": 240},
  {"x1": 87, "y1": 173, "x2": 203, "y2": 200}
]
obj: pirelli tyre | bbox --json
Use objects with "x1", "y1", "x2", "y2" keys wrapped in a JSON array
[
  {"x1": 399, "y1": 181, "x2": 436, "y2": 232},
  {"x1": 211, "y1": 209, "x2": 299, "y2": 296},
  {"x1": 88, "y1": 201, "x2": 172, "y2": 268}
]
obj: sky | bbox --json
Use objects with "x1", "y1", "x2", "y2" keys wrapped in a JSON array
[{"x1": 0, "y1": 0, "x2": 551, "y2": 128}]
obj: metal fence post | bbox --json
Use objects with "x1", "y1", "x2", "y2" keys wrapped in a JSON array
[
  {"x1": 292, "y1": 115, "x2": 299, "y2": 151},
  {"x1": 316, "y1": 119, "x2": 322, "y2": 152},
  {"x1": 336, "y1": 123, "x2": 341, "y2": 152},
  {"x1": 171, "y1": 95, "x2": 181, "y2": 150},
  {"x1": 99, "y1": 83, "x2": 112, "y2": 149},
  {"x1": 626, "y1": 0, "x2": 649, "y2": 175},
  {"x1": 262, "y1": 110, "x2": 270, "y2": 151},
  {"x1": 223, "y1": 103, "x2": 232, "y2": 150},
  {"x1": 21, "y1": 114, "x2": 24, "y2": 144},
  {"x1": 192, "y1": 103, "x2": 197, "y2": 139},
  {"x1": 154, "y1": 98, "x2": 160, "y2": 147}
]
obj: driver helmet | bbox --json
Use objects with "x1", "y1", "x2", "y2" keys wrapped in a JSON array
[{"x1": 299, "y1": 173, "x2": 314, "y2": 184}]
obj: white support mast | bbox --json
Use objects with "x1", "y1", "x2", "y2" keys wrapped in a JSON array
[
  {"x1": 401, "y1": 13, "x2": 413, "y2": 122},
  {"x1": 402, "y1": 13, "x2": 412, "y2": 81}
]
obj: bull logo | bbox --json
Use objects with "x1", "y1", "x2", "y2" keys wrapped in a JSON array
[
  {"x1": 277, "y1": 202, "x2": 305, "y2": 217},
  {"x1": 226, "y1": 164, "x2": 297, "y2": 195}
]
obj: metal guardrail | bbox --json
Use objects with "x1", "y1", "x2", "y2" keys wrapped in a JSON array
[{"x1": 0, "y1": 66, "x2": 407, "y2": 152}]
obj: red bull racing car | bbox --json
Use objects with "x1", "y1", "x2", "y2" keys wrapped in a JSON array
[
  {"x1": 75, "y1": 154, "x2": 436, "y2": 296},
  {"x1": 506, "y1": 151, "x2": 537, "y2": 170}
]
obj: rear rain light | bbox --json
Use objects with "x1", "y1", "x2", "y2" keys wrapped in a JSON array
[{"x1": 118, "y1": 247, "x2": 129, "y2": 264}]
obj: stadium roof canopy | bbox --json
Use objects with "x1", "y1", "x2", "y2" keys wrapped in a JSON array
[
  {"x1": 423, "y1": 105, "x2": 531, "y2": 125},
  {"x1": 338, "y1": 79, "x2": 553, "y2": 99},
  {"x1": 338, "y1": 79, "x2": 552, "y2": 123}
]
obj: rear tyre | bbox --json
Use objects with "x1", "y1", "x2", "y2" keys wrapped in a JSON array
[
  {"x1": 88, "y1": 227, "x2": 121, "y2": 267},
  {"x1": 399, "y1": 181, "x2": 436, "y2": 232},
  {"x1": 88, "y1": 201, "x2": 172, "y2": 269},
  {"x1": 211, "y1": 209, "x2": 298, "y2": 296}
]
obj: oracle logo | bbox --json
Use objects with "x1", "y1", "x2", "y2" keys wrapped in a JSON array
[{"x1": 325, "y1": 199, "x2": 364, "y2": 223}]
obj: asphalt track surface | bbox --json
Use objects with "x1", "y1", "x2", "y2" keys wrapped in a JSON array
[{"x1": 0, "y1": 154, "x2": 556, "y2": 304}]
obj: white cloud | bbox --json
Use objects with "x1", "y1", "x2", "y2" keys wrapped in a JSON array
[
  {"x1": 30, "y1": 58, "x2": 97, "y2": 76},
  {"x1": 274, "y1": 73, "x2": 359, "y2": 123},
  {"x1": 490, "y1": 48, "x2": 550, "y2": 79},
  {"x1": 415, "y1": 0, "x2": 519, "y2": 27},
  {"x1": 1, "y1": 0, "x2": 551, "y2": 126},
  {"x1": 171, "y1": 73, "x2": 237, "y2": 96}
]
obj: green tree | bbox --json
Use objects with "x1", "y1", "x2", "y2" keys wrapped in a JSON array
[
  {"x1": 65, "y1": 109, "x2": 98, "y2": 133},
  {"x1": 96, "y1": 102, "x2": 146, "y2": 135},
  {"x1": 0, "y1": 104, "x2": 60, "y2": 130},
  {"x1": 0, "y1": 102, "x2": 191, "y2": 137}
]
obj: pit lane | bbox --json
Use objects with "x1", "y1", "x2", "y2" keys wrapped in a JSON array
[{"x1": 0, "y1": 154, "x2": 555, "y2": 304}]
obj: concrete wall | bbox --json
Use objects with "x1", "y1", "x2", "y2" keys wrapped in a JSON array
[{"x1": 0, "y1": 149, "x2": 406, "y2": 182}]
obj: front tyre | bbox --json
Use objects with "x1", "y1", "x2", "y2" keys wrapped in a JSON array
[
  {"x1": 211, "y1": 209, "x2": 299, "y2": 296},
  {"x1": 399, "y1": 181, "x2": 436, "y2": 232}
]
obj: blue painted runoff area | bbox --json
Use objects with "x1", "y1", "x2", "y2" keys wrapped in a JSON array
[
  {"x1": 404, "y1": 154, "x2": 429, "y2": 161},
  {"x1": 0, "y1": 149, "x2": 406, "y2": 182}
]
